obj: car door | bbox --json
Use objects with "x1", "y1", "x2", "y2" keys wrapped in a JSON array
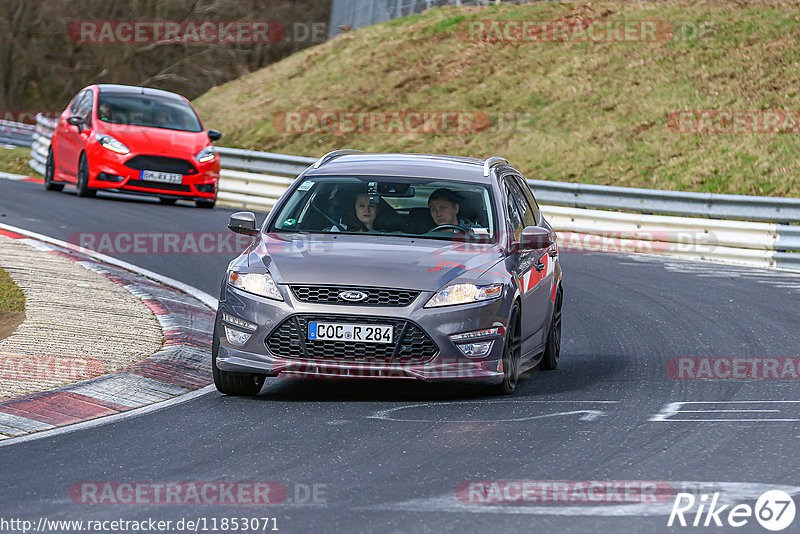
[
  {"x1": 501, "y1": 177, "x2": 540, "y2": 360},
  {"x1": 505, "y1": 175, "x2": 553, "y2": 354},
  {"x1": 57, "y1": 90, "x2": 90, "y2": 179}
]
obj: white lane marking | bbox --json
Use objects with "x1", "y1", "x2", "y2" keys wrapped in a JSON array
[
  {"x1": 0, "y1": 385, "x2": 216, "y2": 448},
  {"x1": 368, "y1": 400, "x2": 619, "y2": 423},
  {"x1": 364, "y1": 482, "x2": 800, "y2": 517},
  {"x1": 0, "y1": 223, "x2": 220, "y2": 446},
  {"x1": 650, "y1": 401, "x2": 800, "y2": 422},
  {"x1": 0, "y1": 223, "x2": 218, "y2": 310}
]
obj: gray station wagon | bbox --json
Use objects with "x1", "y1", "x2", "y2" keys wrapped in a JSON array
[{"x1": 213, "y1": 151, "x2": 563, "y2": 395}]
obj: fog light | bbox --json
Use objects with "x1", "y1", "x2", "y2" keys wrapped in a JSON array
[
  {"x1": 196, "y1": 184, "x2": 215, "y2": 193},
  {"x1": 224, "y1": 326, "x2": 252, "y2": 346},
  {"x1": 97, "y1": 172, "x2": 124, "y2": 182},
  {"x1": 222, "y1": 312, "x2": 256, "y2": 331},
  {"x1": 456, "y1": 340, "x2": 493, "y2": 358}
]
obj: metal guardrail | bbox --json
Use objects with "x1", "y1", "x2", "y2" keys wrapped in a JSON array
[
  {"x1": 528, "y1": 179, "x2": 800, "y2": 224},
  {"x1": 216, "y1": 147, "x2": 315, "y2": 176},
  {"x1": 26, "y1": 113, "x2": 800, "y2": 271},
  {"x1": 28, "y1": 115, "x2": 56, "y2": 175},
  {"x1": 0, "y1": 119, "x2": 35, "y2": 147}
]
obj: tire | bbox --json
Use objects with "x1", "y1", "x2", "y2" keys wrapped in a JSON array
[
  {"x1": 196, "y1": 199, "x2": 216, "y2": 209},
  {"x1": 76, "y1": 153, "x2": 95, "y2": 197},
  {"x1": 490, "y1": 304, "x2": 521, "y2": 395},
  {"x1": 212, "y1": 332, "x2": 265, "y2": 396},
  {"x1": 159, "y1": 198, "x2": 178, "y2": 205},
  {"x1": 44, "y1": 147, "x2": 64, "y2": 192},
  {"x1": 539, "y1": 286, "x2": 562, "y2": 371}
]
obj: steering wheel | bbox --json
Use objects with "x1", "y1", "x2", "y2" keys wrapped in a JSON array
[
  {"x1": 430, "y1": 224, "x2": 469, "y2": 233},
  {"x1": 309, "y1": 202, "x2": 347, "y2": 231}
]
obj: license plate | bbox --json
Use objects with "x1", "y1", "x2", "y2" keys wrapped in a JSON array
[
  {"x1": 308, "y1": 322, "x2": 393, "y2": 344},
  {"x1": 141, "y1": 170, "x2": 183, "y2": 184}
]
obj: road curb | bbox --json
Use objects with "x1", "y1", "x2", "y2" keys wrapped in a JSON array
[{"x1": 0, "y1": 227, "x2": 216, "y2": 440}]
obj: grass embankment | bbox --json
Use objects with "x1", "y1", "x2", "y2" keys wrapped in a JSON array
[
  {"x1": 194, "y1": 0, "x2": 800, "y2": 197},
  {"x1": 0, "y1": 147, "x2": 38, "y2": 176}
]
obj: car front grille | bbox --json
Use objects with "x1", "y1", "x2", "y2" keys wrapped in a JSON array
[
  {"x1": 125, "y1": 180, "x2": 192, "y2": 192},
  {"x1": 266, "y1": 315, "x2": 438, "y2": 365},
  {"x1": 124, "y1": 155, "x2": 198, "y2": 175},
  {"x1": 290, "y1": 286, "x2": 419, "y2": 307}
]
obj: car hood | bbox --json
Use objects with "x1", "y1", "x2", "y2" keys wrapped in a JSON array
[
  {"x1": 98, "y1": 123, "x2": 208, "y2": 156},
  {"x1": 248, "y1": 233, "x2": 508, "y2": 291}
]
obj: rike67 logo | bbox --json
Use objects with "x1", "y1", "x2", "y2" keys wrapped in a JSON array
[{"x1": 668, "y1": 490, "x2": 796, "y2": 531}]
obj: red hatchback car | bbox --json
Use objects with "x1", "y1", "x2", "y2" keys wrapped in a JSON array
[{"x1": 44, "y1": 84, "x2": 221, "y2": 208}]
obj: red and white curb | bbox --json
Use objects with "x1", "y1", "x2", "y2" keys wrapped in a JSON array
[{"x1": 0, "y1": 225, "x2": 216, "y2": 440}]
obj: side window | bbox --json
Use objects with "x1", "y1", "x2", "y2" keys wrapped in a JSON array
[
  {"x1": 69, "y1": 91, "x2": 87, "y2": 114},
  {"x1": 505, "y1": 185, "x2": 524, "y2": 242},
  {"x1": 512, "y1": 175, "x2": 540, "y2": 223},
  {"x1": 506, "y1": 177, "x2": 536, "y2": 228},
  {"x1": 76, "y1": 91, "x2": 93, "y2": 125}
]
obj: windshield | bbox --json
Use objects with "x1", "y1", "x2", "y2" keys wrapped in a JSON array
[
  {"x1": 96, "y1": 93, "x2": 203, "y2": 132},
  {"x1": 269, "y1": 175, "x2": 496, "y2": 242}
]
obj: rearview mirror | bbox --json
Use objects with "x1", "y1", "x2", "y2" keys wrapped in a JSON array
[
  {"x1": 228, "y1": 211, "x2": 258, "y2": 236},
  {"x1": 208, "y1": 129, "x2": 222, "y2": 142},
  {"x1": 517, "y1": 226, "x2": 552, "y2": 251},
  {"x1": 67, "y1": 116, "x2": 85, "y2": 126}
]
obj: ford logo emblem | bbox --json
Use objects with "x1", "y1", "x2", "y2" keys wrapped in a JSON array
[{"x1": 339, "y1": 290, "x2": 368, "y2": 302}]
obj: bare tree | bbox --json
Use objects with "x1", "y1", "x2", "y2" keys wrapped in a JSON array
[{"x1": 0, "y1": 0, "x2": 331, "y2": 113}]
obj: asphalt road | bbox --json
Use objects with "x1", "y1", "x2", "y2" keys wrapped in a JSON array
[{"x1": 1, "y1": 179, "x2": 800, "y2": 533}]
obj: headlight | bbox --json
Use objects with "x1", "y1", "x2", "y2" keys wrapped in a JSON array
[
  {"x1": 195, "y1": 145, "x2": 215, "y2": 163},
  {"x1": 227, "y1": 270, "x2": 283, "y2": 301},
  {"x1": 424, "y1": 283, "x2": 502, "y2": 308},
  {"x1": 95, "y1": 134, "x2": 130, "y2": 154}
]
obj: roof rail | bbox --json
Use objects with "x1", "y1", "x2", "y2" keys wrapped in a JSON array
[
  {"x1": 312, "y1": 149, "x2": 365, "y2": 169},
  {"x1": 483, "y1": 156, "x2": 508, "y2": 177}
]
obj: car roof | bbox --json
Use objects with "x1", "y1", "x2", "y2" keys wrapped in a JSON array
[
  {"x1": 304, "y1": 153, "x2": 514, "y2": 184},
  {"x1": 95, "y1": 84, "x2": 186, "y2": 101}
]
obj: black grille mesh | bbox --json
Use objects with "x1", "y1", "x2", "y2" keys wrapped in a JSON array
[
  {"x1": 124, "y1": 155, "x2": 198, "y2": 175},
  {"x1": 266, "y1": 315, "x2": 437, "y2": 365},
  {"x1": 290, "y1": 286, "x2": 419, "y2": 307},
  {"x1": 126, "y1": 180, "x2": 191, "y2": 192}
]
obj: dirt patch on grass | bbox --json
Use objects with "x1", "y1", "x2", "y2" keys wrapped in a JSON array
[{"x1": 0, "y1": 311, "x2": 24, "y2": 341}]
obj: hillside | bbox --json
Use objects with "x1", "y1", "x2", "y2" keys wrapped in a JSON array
[{"x1": 194, "y1": 0, "x2": 800, "y2": 196}]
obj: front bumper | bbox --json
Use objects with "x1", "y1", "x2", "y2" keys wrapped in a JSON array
[
  {"x1": 214, "y1": 284, "x2": 509, "y2": 384},
  {"x1": 86, "y1": 147, "x2": 219, "y2": 200}
]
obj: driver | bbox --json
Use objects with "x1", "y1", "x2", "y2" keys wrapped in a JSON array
[{"x1": 427, "y1": 188, "x2": 475, "y2": 231}]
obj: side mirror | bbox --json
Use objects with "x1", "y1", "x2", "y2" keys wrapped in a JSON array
[
  {"x1": 517, "y1": 226, "x2": 552, "y2": 251},
  {"x1": 67, "y1": 115, "x2": 85, "y2": 127},
  {"x1": 208, "y1": 129, "x2": 222, "y2": 142},
  {"x1": 228, "y1": 211, "x2": 258, "y2": 236}
]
